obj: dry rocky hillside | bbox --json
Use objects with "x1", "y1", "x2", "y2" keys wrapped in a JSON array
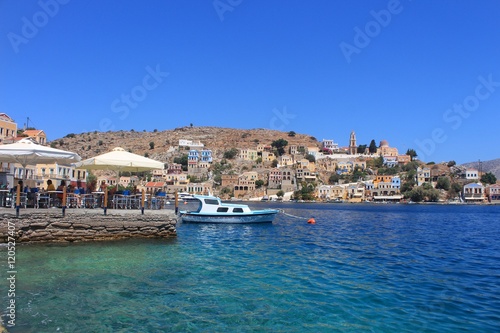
[
  {"x1": 54, "y1": 127, "x2": 320, "y2": 162},
  {"x1": 462, "y1": 158, "x2": 500, "y2": 180}
]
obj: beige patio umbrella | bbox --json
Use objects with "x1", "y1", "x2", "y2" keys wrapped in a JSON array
[{"x1": 74, "y1": 147, "x2": 164, "y2": 214}]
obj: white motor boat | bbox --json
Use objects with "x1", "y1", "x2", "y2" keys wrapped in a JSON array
[{"x1": 179, "y1": 195, "x2": 279, "y2": 224}]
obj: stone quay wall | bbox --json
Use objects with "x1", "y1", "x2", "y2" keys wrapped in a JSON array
[{"x1": 0, "y1": 209, "x2": 177, "y2": 244}]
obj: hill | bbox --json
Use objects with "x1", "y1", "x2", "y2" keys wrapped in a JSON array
[
  {"x1": 461, "y1": 158, "x2": 500, "y2": 180},
  {"x1": 55, "y1": 127, "x2": 320, "y2": 162}
]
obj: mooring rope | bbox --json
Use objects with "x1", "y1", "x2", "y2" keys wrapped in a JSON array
[{"x1": 278, "y1": 209, "x2": 309, "y2": 219}]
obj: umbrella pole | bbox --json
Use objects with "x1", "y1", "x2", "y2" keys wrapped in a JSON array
[
  {"x1": 103, "y1": 190, "x2": 108, "y2": 216},
  {"x1": 15, "y1": 183, "x2": 21, "y2": 218},
  {"x1": 62, "y1": 186, "x2": 67, "y2": 217},
  {"x1": 141, "y1": 189, "x2": 145, "y2": 215}
]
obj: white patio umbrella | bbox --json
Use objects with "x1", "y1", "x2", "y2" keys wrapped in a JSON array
[
  {"x1": 0, "y1": 137, "x2": 82, "y2": 179},
  {"x1": 0, "y1": 137, "x2": 81, "y2": 215},
  {"x1": 74, "y1": 147, "x2": 164, "y2": 173},
  {"x1": 75, "y1": 147, "x2": 164, "y2": 214}
]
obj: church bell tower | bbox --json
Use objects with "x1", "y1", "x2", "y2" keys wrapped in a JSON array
[{"x1": 349, "y1": 131, "x2": 357, "y2": 155}]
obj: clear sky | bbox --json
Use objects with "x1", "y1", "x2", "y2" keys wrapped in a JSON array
[{"x1": 1, "y1": 0, "x2": 499, "y2": 164}]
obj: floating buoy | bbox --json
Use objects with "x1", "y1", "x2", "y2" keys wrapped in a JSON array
[
  {"x1": 184, "y1": 201, "x2": 188, "y2": 205},
  {"x1": 307, "y1": 218, "x2": 316, "y2": 224}
]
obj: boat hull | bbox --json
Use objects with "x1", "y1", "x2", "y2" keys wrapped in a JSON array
[{"x1": 181, "y1": 211, "x2": 278, "y2": 224}]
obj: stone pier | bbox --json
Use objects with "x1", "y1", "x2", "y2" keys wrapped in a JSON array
[{"x1": 0, "y1": 208, "x2": 177, "y2": 244}]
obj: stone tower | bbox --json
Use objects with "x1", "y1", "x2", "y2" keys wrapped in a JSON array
[{"x1": 349, "y1": 131, "x2": 357, "y2": 155}]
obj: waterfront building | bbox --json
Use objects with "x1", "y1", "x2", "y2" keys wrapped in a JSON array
[
  {"x1": 234, "y1": 172, "x2": 257, "y2": 198},
  {"x1": 486, "y1": 184, "x2": 500, "y2": 204},
  {"x1": 221, "y1": 174, "x2": 239, "y2": 188},
  {"x1": 347, "y1": 183, "x2": 365, "y2": 202},
  {"x1": 463, "y1": 183, "x2": 485, "y2": 203},
  {"x1": 187, "y1": 181, "x2": 213, "y2": 195}
]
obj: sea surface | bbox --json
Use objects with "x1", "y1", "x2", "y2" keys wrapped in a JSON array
[{"x1": 1, "y1": 203, "x2": 499, "y2": 332}]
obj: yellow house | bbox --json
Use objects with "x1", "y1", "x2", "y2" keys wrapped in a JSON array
[
  {"x1": 278, "y1": 154, "x2": 294, "y2": 167},
  {"x1": 0, "y1": 113, "x2": 17, "y2": 143},
  {"x1": 239, "y1": 149, "x2": 258, "y2": 161},
  {"x1": 23, "y1": 129, "x2": 47, "y2": 145}
]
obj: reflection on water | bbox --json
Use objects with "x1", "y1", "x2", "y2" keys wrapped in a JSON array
[{"x1": 1, "y1": 203, "x2": 499, "y2": 332}]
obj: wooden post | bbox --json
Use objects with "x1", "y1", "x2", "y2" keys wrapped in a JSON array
[
  {"x1": 174, "y1": 190, "x2": 179, "y2": 215},
  {"x1": 141, "y1": 189, "x2": 145, "y2": 215},
  {"x1": 16, "y1": 183, "x2": 21, "y2": 218},
  {"x1": 62, "y1": 185, "x2": 67, "y2": 217}
]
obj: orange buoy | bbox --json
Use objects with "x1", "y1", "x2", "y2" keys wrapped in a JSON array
[
  {"x1": 307, "y1": 218, "x2": 316, "y2": 224},
  {"x1": 184, "y1": 201, "x2": 188, "y2": 205}
]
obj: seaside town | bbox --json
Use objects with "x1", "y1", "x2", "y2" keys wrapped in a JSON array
[{"x1": 0, "y1": 112, "x2": 498, "y2": 208}]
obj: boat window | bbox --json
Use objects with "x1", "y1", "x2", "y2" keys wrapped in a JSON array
[
  {"x1": 204, "y1": 199, "x2": 219, "y2": 205},
  {"x1": 233, "y1": 208, "x2": 244, "y2": 213},
  {"x1": 217, "y1": 207, "x2": 229, "y2": 212}
]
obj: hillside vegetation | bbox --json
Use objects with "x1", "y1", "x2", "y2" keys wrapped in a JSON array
[{"x1": 55, "y1": 127, "x2": 320, "y2": 162}]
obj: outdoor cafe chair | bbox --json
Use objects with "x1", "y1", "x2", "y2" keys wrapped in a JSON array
[
  {"x1": 66, "y1": 193, "x2": 80, "y2": 208},
  {"x1": 36, "y1": 192, "x2": 51, "y2": 208},
  {"x1": 11, "y1": 192, "x2": 27, "y2": 208},
  {"x1": 80, "y1": 193, "x2": 97, "y2": 208}
]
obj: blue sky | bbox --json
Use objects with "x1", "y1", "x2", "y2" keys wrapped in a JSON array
[{"x1": 1, "y1": 0, "x2": 499, "y2": 164}]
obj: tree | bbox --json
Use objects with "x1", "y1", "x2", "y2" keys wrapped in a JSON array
[
  {"x1": 255, "y1": 179, "x2": 265, "y2": 188},
  {"x1": 447, "y1": 160, "x2": 456, "y2": 167},
  {"x1": 435, "y1": 177, "x2": 451, "y2": 191},
  {"x1": 328, "y1": 173, "x2": 340, "y2": 184},
  {"x1": 223, "y1": 148, "x2": 239, "y2": 159},
  {"x1": 271, "y1": 138, "x2": 288, "y2": 156},
  {"x1": 276, "y1": 190, "x2": 284, "y2": 198},
  {"x1": 271, "y1": 159, "x2": 278, "y2": 168},
  {"x1": 305, "y1": 154, "x2": 315, "y2": 163},
  {"x1": 288, "y1": 131, "x2": 296, "y2": 137},
  {"x1": 86, "y1": 172, "x2": 97, "y2": 192},
  {"x1": 173, "y1": 154, "x2": 188, "y2": 171},
  {"x1": 481, "y1": 172, "x2": 497, "y2": 185},
  {"x1": 449, "y1": 183, "x2": 462, "y2": 197},
  {"x1": 369, "y1": 140, "x2": 377, "y2": 154},
  {"x1": 255, "y1": 157, "x2": 262, "y2": 164},
  {"x1": 350, "y1": 167, "x2": 365, "y2": 182},
  {"x1": 149, "y1": 141, "x2": 155, "y2": 149},
  {"x1": 357, "y1": 144, "x2": 367, "y2": 154},
  {"x1": 406, "y1": 149, "x2": 417, "y2": 160}
]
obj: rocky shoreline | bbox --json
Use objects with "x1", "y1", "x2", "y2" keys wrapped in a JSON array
[{"x1": 0, "y1": 209, "x2": 177, "y2": 244}]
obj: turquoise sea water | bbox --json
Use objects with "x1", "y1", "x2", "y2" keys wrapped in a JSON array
[{"x1": 1, "y1": 203, "x2": 500, "y2": 332}]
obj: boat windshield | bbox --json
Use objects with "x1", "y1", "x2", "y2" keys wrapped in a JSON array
[{"x1": 204, "y1": 198, "x2": 219, "y2": 205}]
